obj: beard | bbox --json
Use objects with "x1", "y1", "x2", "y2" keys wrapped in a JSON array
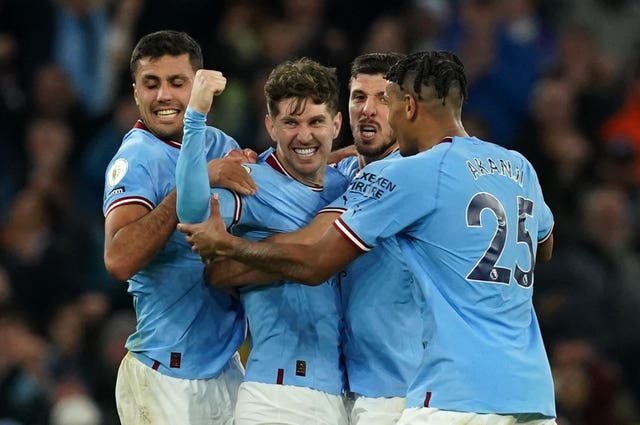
[{"x1": 355, "y1": 136, "x2": 397, "y2": 160}]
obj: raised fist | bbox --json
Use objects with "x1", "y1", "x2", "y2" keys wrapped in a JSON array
[{"x1": 188, "y1": 69, "x2": 227, "y2": 114}]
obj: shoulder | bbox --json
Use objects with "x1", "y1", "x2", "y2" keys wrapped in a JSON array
[
  {"x1": 325, "y1": 164, "x2": 351, "y2": 185},
  {"x1": 206, "y1": 126, "x2": 236, "y2": 143},
  {"x1": 204, "y1": 125, "x2": 236, "y2": 142},
  {"x1": 242, "y1": 161, "x2": 280, "y2": 186},
  {"x1": 335, "y1": 156, "x2": 359, "y2": 178},
  {"x1": 204, "y1": 125, "x2": 240, "y2": 152},
  {"x1": 112, "y1": 129, "x2": 167, "y2": 164}
]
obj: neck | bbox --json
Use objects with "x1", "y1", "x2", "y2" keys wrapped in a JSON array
[
  {"x1": 358, "y1": 142, "x2": 398, "y2": 168},
  {"x1": 417, "y1": 120, "x2": 468, "y2": 152},
  {"x1": 274, "y1": 150, "x2": 325, "y2": 187}
]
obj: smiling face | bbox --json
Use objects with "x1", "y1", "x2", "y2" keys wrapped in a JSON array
[
  {"x1": 349, "y1": 73, "x2": 397, "y2": 163},
  {"x1": 266, "y1": 97, "x2": 341, "y2": 186},
  {"x1": 132, "y1": 53, "x2": 195, "y2": 142}
]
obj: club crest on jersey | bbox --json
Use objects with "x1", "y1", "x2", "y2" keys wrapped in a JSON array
[
  {"x1": 242, "y1": 165, "x2": 252, "y2": 174},
  {"x1": 107, "y1": 158, "x2": 128, "y2": 187}
]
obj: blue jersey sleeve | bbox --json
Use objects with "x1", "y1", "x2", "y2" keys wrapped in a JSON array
[
  {"x1": 103, "y1": 131, "x2": 169, "y2": 217},
  {"x1": 177, "y1": 107, "x2": 211, "y2": 223},
  {"x1": 337, "y1": 154, "x2": 438, "y2": 251},
  {"x1": 177, "y1": 107, "x2": 240, "y2": 228}
]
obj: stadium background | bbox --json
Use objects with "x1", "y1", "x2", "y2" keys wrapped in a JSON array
[{"x1": 1, "y1": 0, "x2": 640, "y2": 423}]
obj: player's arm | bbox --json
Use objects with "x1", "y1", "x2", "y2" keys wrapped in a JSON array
[
  {"x1": 206, "y1": 212, "x2": 340, "y2": 287},
  {"x1": 536, "y1": 232, "x2": 553, "y2": 263},
  {"x1": 179, "y1": 197, "x2": 360, "y2": 285},
  {"x1": 178, "y1": 69, "x2": 250, "y2": 224},
  {"x1": 104, "y1": 190, "x2": 178, "y2": 282},
  {"x1": 207, "y1": 149, "x2": 257, "y2": 196},
  {"x1": 185, "y1": 69, "x2": 257, "y2": 198},
  {"x1": 327, "y1": 144, "x2": 357, "y2": 165}
]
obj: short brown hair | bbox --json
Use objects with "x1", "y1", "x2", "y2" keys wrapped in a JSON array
[{"x1": 264, "y1": 58, "x2": 339, "y2": 117}]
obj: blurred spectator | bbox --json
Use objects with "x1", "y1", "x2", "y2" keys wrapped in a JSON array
[
  {"x1": 0, "y1": 266, "x2": 12, "y2": 307},
  {"x1": 51, "y1": 0, "x2": 113, "y2": 116},
  {"x1": 439, "y1": 0, "x2": 554, "y2": 147},
  {"x1": 536, "y1": 185, "x2": 640, "y2": 410},
  {"x1": 0, "y1": 309, "x2": 50, "y2": 425},
  {"x1": 556, "y1": 0, "x2": 640, "y2": 72},
  {"x1": 90, "y1": 310, "x2": 136, "y2": 424},
  {"x1": 512, "y1": 76, "x2": 594, "y2": 244},
  {"x1": 24, "y1": 118, "x2": 75, "y2": 205},
  {"x1": 548, "y1": 22, "x2": 624, "y2": 144},
  {"x1": 203, "y1": 1, "x2": 265, "y2": 81},
  {"x1": 0, "y1": 188, "x2": 91, "y2": 334},
  {"x1": 359, "y1": 14, "x2": 409, "y2": 54},
  {"x1": 600, "y1": 55, "x2": 640, "y2": 183},
  {"x1": 79, "y1": 95, "x2": 139, "y2": 215},
  {"x1": 407, "y1": 0, "x2": 451, "y2": 52},
  {"x1": 551, "y1": 339, "x2": 638, "y2": 425},
  {"x1": 27, "y1": 63, "x2": 97, "y2": 164},
  {"x1": 50, "y1": 378, "x2": 102, "y2": 425}
]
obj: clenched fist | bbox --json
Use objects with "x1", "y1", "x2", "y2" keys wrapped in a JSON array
[{"x1": 188, "y1": 69, "x2": 227, "y2": 114}]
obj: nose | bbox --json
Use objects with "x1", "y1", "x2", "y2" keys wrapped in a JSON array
[
  {"x1": 297, "y1": 124, "x2": 314, "y2": 143},
  {"x1": 362, "y1": 96, "x2": 378, "y2": 118},
  {"x1": 156, "y1": 82, "x2": 173, "y2": 102}
]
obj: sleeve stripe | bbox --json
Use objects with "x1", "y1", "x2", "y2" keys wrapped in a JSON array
[
  {"x1": 318, "y1": 207, "x2": 346, "y2": 215},
  {"x1": 105, "y1": 196, "x2": 154, "y2": 217},
  {"x1": 231, "y1": 191, "x2": 242, "y2": 225},
  {"x1": 333, "y1": 217, "x2": 371, "y2": 252}
]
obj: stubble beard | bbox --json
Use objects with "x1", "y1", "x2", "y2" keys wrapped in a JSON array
[{"x1": 355, "y1": 137, "x2": 397, "y2": 162}]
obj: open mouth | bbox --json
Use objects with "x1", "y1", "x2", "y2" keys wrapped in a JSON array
[
  {"x1": 155, "y1": 109, "x2": 180, "y2": 119},
  {"x1": 293, "y1": 147, "x2": 318, "y2": 157},
  {"x1": 359, "y1": 124, "x2": 378, "y2": 138}
]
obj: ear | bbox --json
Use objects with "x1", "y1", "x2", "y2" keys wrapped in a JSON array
[
  {"x1": 132, "y1": 83, "x2": 139, "y2": 106},
  {"x1": 332, "y1": 111, "x2": 342, "y2": 140},
  {"x1": 404, "y1": 94, "x2": 417, "y2": 120},
  {"x1": 264, "y1": 114, "x2": 277, "y2": 142}
]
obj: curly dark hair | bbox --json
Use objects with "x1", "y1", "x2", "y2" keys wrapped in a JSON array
[
  {"x1": 386, "y1": 51, "x2": 467, "y2": 104},
  {"x1": 264, "y1": 58, "x2": 339, "y2": 117}
]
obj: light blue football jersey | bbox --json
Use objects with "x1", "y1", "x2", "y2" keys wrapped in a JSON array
[
  {"x1": 177, "y1": 108, "x2": 349, "y2": 395},
  {"x1": 102, "y1": 119, "x2": 246, "y2": 379},
  {"x1": 333, "y1": 155, "x2": 359, "y2": 180},
  {"x1": 324, "y1": 149, "x2": 424, "y2": 398},
  {"x1": 335, "y1": 136, "x2": 555, "y2": 416}
]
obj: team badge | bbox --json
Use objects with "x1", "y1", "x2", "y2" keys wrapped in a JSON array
[
  {"x1": 242, "y1": 165, "x2": 252, "y2": 174},
  {"x1": 107, "y1": 158, "x2": 128, "y2": 187}
]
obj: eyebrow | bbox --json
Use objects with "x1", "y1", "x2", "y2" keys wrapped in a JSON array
[
  {"x1": 280, "y1": 113, "x2": 327, "y2": 122},
  {"x1": 140, "y1": 74, "x2": 189, "y2": 82},
  {"x1": 351, "y1": 89, "x2": 385, "y2": 97}
]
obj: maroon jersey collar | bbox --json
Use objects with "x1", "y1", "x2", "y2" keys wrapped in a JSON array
[
  {"x1": 265, "y1": 151, "x2": 324, "y2": 191},
  {"x1": 133, "y1": 120, "x2": 182, "y2": 149}
]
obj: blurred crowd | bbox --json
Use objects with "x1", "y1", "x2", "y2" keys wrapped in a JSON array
[{"x1": 1, "y1": 0, "x2": 640, "y2": 424}]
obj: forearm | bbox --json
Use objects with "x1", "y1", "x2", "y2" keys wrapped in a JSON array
[
  {"x1": 205, "y1": 258, "x2": 280, "y2": 287},
  {"x1": 328, "y1": 144, "x2": 357, "y2": 165},
  {"x1": 105, "y1": 191, "x2": 178, "y2": 280},
  {"x1": 222, "y1": 237, "x2": 330, "y2": 285},
  {"x1": 177, "y1": 107, "x2": 210, "y2": 223}
]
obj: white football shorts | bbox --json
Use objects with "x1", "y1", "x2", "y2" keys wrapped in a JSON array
[
  {"x1": 115, "y1": 351, "x2": 244, "y2": 425},
  {"x1": 234, "y1": 381, "x2": 348, "y2": 425}
]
